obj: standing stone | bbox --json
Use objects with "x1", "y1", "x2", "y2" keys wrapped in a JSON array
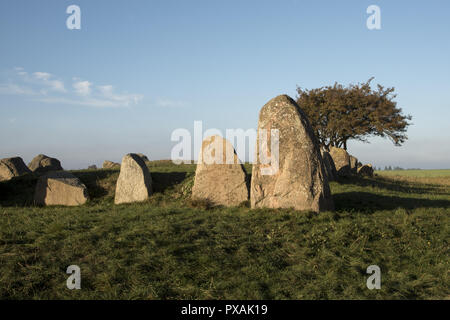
[
  {"x1": 34, "y1": 171, "x2": 88, "y2": 206},
  {"x1": 329, "y1": 147, "x2": 351, "y2": 177},
  {"x1": 192, "y1": 135, "x2": 248, "y2": 207},
  {"x1": 136, "y1": 153, "x2": 150, "y2": 162},
  {"x1": 0, "y1": 157, "x2": 31, "y2": 181},
  {"x1": 349, "y1": 155, "x2": 358, "y2": 174},
  {"x1": 114, "y1": 153, "x2": 152, "y2": 204},
  {"x1": 357, "y1": 164, "x2": 374, "y2": 177},
  {"x1": 250, "y1": 95, "x2": 334, "y2": 213},
  {"x1": 103, "y1": 160, "x2": 120, "y2": 169},
  {"x1": 28, "y1": 154, "x2": 63, "y2": 174},
  {"x1": 321, "y1": 150, "x2": 337, "y2": 182}
]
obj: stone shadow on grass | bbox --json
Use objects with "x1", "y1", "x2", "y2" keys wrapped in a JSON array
[
  {"x1": 333, "y1": 191, "x2": 450, "y2": 213},
  {"x1": 74, "y1": 169, "x2": 118, "y2": 200},
  {"x1": 0, "y1": 174, "x2": 37, "y2": 206},
  {"x1": 337, "y1": 175, "x2": 448, "y2": 196},
  {"x1": 151, "y1": 171, "x2": 188, "y2": 193}
]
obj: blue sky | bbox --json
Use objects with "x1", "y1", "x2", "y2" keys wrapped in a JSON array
[{"x1": 0, "y1": 0, "x2": 449, "y2": 169}]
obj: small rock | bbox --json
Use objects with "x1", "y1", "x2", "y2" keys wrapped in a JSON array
[
  {"x1": 0, "y1": 157, "x2": 31, "y2": 181},
  {"x1": 358, "y1": 164, "x2": 374, "y2": 177},
  {"x1": 34, "y1": 171, "x2": 89, "y2": 206},
  {"x1": 103, "y1": 160, "x2": 120, "y2": 169},
  {"x1": 28, "y1": 154, "x2": 63, "y2": 174},
  {"x1": 329, "y1": 147, "x2": 351, "y2": 177}
]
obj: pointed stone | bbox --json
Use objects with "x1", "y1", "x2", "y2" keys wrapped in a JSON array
[
  {"x1": 250, "y1": 95, "x2": 334, "y2": 213},
  {"x1": 114, "y1": 153, "x2": 152, "y2": 204}
]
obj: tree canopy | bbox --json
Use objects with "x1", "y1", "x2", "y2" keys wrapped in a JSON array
[{"x1": 296, "y1": 78, "x2": 412, "y2": 151}]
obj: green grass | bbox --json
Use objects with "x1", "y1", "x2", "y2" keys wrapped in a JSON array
[
  {"x1": 0, "y1": 162, "x2": 449, "y2": 299},
  {"x1": 377, "y1": 169, "x2": 450, "y2": 178}
]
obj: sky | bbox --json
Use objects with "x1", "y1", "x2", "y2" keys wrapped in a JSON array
[{"x1": 0, "y1": 0, "x2": 449, "y2": 169}]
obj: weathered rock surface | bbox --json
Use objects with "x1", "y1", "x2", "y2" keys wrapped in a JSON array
[
  {"x1": 357, "y1": 164, "x2": 374, "y2": 177},
  {"x1": 329, "y1": 147, "x2": 351, "y2": 177},
  {"x1": 114, "y1": 153, "x2": 153, "y2": 204},
  {"x1": 103, "y1": 160, "x2": 120, "y2": 169},
  {"x1": 192, "y1": 135, "x2": 248, "y2": 206},
  {"x1": 0, "y1": 157, "x2": 31, "y2": 181},
  {"x1": 250, "y1": 95, "x2": 334, "y2": 213},
  {"x1": 28, "y1": 154, "x2": 63, "y2": 174},
  {"x1": 34, "y1": 171, "x2": 88, "y2": 206},
  {"x1": 349, "y1": 155, "x2": 359, "y2": 174},
  {"x1": 321, "y1": 150, "x2": 337, "y2": 182}
]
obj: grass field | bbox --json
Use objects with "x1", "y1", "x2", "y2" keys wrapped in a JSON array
[
  {"x1": 377, "y1": 169, "x2": 450, "y2": 178},
  {"x1": 0, "y1": 162, "x2": 449, "y2": 299}
]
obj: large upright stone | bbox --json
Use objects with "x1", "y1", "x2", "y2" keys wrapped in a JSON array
[
  {"x1": 0, "y1": 157, "x2": 31, "y2": 181},
  {"x1": 192, "y1": 135, "x2": 248, "y2": 207},
  {"x1": 114, "y1": 153, "x2": 152, "y2": 204},
  {"x1": 28, "y1": 154, "x2": 63, "y2": 174},
  {"x1": 329, "y1": 147, "x2": 351, "y2": 177},
  {"x1": 321, "y1": 150, "x2": 337, "y2": 182},
  {"x1": 34, "y1": 171, "x2": 88, "y2": 206},
  {"x1": 250, "y1": 95, "x2": 334, "y2": 213}
]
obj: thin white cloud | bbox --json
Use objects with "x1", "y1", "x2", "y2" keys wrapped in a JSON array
[
  {"x1": 35, "y1": 97, "x2": 126, "y2": 108},
  {"x1": 98, "y1": 85, "x2": 143, "y2": 106},
  {"x1": 49, "y1": 80, "x2": 66, "y2": 92},
  {"x1": 0, "y1": 67, "x2": 143, "y2": 108},
  {"x1": 33, "y1": 72, "x2": 51, "y2": 81},
  {"x1": 0, "y1": 83, "x2": 36, "y2": 95},
  {"x1": 31, "y1": 72, "x2": 66, "y2": 93},
  {"x1": 73, "y1": 80, "x2": 92, "y2": 96},
  {"x1": 156, "y1": 98, "x2": 187, "y2": 108}
]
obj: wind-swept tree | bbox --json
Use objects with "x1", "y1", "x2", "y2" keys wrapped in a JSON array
[{"x1": 296, "y1": 78, "x2": 412, "y2": 150}]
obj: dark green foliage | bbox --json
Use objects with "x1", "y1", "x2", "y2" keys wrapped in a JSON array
[{"x1": 296, "y1": 78, "x2": 412, "y2": 150}]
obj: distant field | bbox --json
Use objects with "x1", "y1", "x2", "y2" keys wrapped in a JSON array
[
  {"x1": 0, "y1": 161, "x2": 449, "y2": 299},
  {"x1": 377, "y1": 169, "x2": 450, "y2": 178}
]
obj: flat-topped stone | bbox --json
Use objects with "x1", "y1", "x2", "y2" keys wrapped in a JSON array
[{"x1": 34, "y1": 171, "x2": 88, "y2": 206}]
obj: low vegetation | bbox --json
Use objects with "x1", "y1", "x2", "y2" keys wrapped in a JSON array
[{"x1": 0, "y1": 162, "x2": 448, "y2": 299}]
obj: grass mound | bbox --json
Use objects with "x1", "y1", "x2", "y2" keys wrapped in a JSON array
[{"x1": 0, "y1": 162, "x2": 448, "y2": 299}]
